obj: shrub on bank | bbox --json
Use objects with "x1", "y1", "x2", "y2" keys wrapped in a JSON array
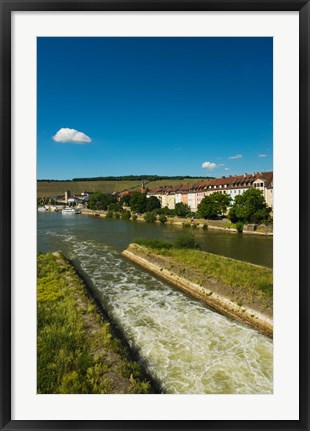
[
  {"x1": 143, "y1": 211, "x2": 157, "y2": 223},
  {"x1": 121, "y1": 210, "x2": 131, "y2": 220},
  {"x1": 174, "y1": 232, "x2": 200, "y2": 250},
  {"x1": 133, "y1": 238, "x2": 173, "y2": 249},
  {"x1": 158, "y1": 214, "x2": 167, "y2": 224},
  {"x1": 236, "y1": 222, "x2": 244, "y2": 233}
]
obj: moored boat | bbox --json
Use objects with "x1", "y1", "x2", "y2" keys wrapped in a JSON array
[{"x1": 62, "y1": 207, "x2": 77, "y2": 214}]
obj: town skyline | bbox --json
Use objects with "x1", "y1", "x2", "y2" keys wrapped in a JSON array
[{"x1": 38, "y1": 37, "x2": 273, "y2": 180}]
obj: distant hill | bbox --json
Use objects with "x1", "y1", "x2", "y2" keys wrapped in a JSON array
[
  {"x1": 38, "y1": 175, "x2": 213, "y2": 182},
  {"x1": 37, "y1": 176, "x2": 212, "y2": 198}
]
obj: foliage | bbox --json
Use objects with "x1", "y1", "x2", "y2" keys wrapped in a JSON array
[
  {"x1": 146, "y1": 248, "x2": 273, "y2": 303},
  {"x1": 37, "y1": 252, "x2": 152, "y2": 394},
  {"x1": 119, "y1": 194, "x2": 131, "y2": 206},
  {"x1": 108, "y1": 202, "x2": 122, "y2": 212},
  {"x1": 129, "y1": 192, "x2": 148, "y2": 213},
  {"x1": 160, "y1": 207, "x2": 176, "y2": 216},
  {"x1": 133, "y1": 238, "x2": 173, "y2": 249},
  {"x1": 228, "y1": 189, "x2": 272, "y2": 224},
  {"x1": 158, "y1": 214, "x2": 167, "y2": 224},
  {"x1": 197, "y1": 192, "x2": 232, "y2": 220},
  {"x1": 143, "y1": 211, "x2": 157, "y2": 223},
  {"x1": 174, "y1": 232, "x2": 200, "y2": 249},
  {"x1": 131, "y1": 214, "x2": 138, "y2": 221},
  {"x1": 175, "y1": 202, "x2": 191, "y2": 217},
  {"x1": 88, "y1": 192, "x2": 117, "y2": 211},
  {"x1": 120, "y1": 210, "x2": 131, "y2": 220},
  {"x1": 146, "y1": 196, "x2": 161, "y2": 212},
  {"x1": 105, "y1": 211, "x2": 114, "y2": 218},
  {"x1": 235, "y1": 222, "x2": 244, "y2": 233}
]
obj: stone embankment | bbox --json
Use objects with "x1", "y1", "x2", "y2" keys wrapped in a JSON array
[
  {"x1": 80, "y1": 209, "x2": 273, "y2": 236},
  {"x1": 122, "y1": 244, "x2": 273, "y2": 337}
]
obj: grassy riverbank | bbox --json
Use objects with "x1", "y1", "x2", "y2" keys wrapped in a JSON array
[
  {"x1": 37, "y1": 252, "x2": 154, "y2": 394},
  {"x1": 123, "y1": 242, "x2": 273, "y2": 335}
]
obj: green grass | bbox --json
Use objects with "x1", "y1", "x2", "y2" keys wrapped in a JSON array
[
  {"x1": 37, "y1": 252, "x2": 152, "y2": 394},
  {"x1": 159, "y1": 249, "x2": 272, "y2": 297},
  {"x1": 131, "y1": 244, "x2": 273, "y2": 301}
]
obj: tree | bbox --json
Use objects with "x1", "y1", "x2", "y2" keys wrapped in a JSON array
[
  {"x1": 87, "y1": 192, "x2": 117, "y2": 210},
  {"x1": 119, "y1": 194, "x2": 131, "y2": 206},
  {"x1": 146, "y1": 196, "x2": 161, "y2": 212},
  {"x1": 143, "y1": 211, "x2": 157, "y2": 223},
  {"x1": 108, "y1": 202, "x2": 123, "y2": 212},
  {"x1": 129, "y1": 192, "x2": 148, "y2": 213},
  {"x1": 175, "y1": 202, "x2": 191, "y2": 217},
  {"x1": 228, "y1": 188, "x2": 271, "y2": 224},
  {"x1": 197, "y1": 192, "x2": 231, "y2": 219}
]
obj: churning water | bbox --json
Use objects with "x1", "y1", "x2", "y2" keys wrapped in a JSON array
[{"x1": 38, "y1": 213, "x2": 273, "y2": 394}]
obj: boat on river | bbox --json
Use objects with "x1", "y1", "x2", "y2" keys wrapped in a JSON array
[{"x1": 62, "y1": 207, "x2": 80, "y2": 214}]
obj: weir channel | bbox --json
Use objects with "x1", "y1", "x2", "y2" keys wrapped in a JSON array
[{"x1": 38, "y1": 212, "x2": 273, "y2": 394}]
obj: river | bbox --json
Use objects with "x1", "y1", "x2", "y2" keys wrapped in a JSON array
[{"x1": 37, "y1": 212, "x2": 273, "y2": 394}]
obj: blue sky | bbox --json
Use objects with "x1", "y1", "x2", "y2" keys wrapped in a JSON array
[{"x1": 37, "y1": 37, "x2": 273, "y2": 180}]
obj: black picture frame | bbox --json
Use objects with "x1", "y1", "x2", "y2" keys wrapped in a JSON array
[{"x1": 1, "y1": 1, "x2": 309, "y2": 430}]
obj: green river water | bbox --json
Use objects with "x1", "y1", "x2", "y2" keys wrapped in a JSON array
[{"x1": 37, "y1": 212, "x2": 273, "y2": 394}]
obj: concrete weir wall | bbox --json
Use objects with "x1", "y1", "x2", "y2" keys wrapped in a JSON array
[{"x1": 122, "y1": 246, "x2": 273, "y2": 337}]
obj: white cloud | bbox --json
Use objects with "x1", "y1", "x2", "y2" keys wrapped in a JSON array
[
  {"x1": 228, "y1": 154, "x2": 242, "y2": 159},
  {"x1": 53, "y1": 128, "x2": 92, "y2": 144},
  {"x1": 258, "y1": 153, "x2": 268, "y2": 157},
  {"x1": 201, "y1": 161, "x2": 219, "y2": 170},
  {"x1": 224, "y1": 167, "x2": 230, "y2": 171}
]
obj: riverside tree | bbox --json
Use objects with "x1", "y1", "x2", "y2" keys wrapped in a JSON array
[
  {"x1": 146, "y1": 196, "x2": 161, "y2": 212},
  {"x1": 175, "y1": 202, "x2": 191, "y2": 217},
  {"x1": 87, "y1": 192, "x2": 117, "y2": 210},
  {"x1": 197, "y1": 192, "x2": 231, "y2": 219},
  {"x1": 129, "y1": 192, "x2": 148, "y2": 213},
  {"x1": 228, "y1": 188, "x2": 272, "y2": 224}
]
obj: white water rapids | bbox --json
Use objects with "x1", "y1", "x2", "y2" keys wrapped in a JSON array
[{"x1": 45, "y1": 231, "x2": 273, "y2": 394}]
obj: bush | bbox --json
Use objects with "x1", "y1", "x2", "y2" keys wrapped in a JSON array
[
  {"x1": 236, "y1": 222, "x2": 244, "y2": 233},
  {"x1": 174, "y1": 232, "x2": 200, "y2": 249},
  {"x1": 131, "y1": 214, "x2": 138, "y2": 221},
  {"x1": 175, "y1": 202, "x2": 191, "y2": 217},
  {"x1": 133, "y1": 238, "x2": 173, "y2": 249},
  {"x1": 158, "y1": 214, "x2": 167, "y2": 224},
  {"x1": 202, "y1": 224, "x2": 208, "y2": 230},
  {"x1": 182, "y1": 222, "x2": 191, "y2": 228},
  {"x1": 114, "y1": 212, "x2": 120, "y2": 219},
  {"x1": 105, "y1": 211, "x2": 114, "y2": 218},
  {"x1": 143, "y1": 211, "x2": 157, "y2": 223},
  {"x1": 120, "y1": 210, "x2": 131, "y2": 220}
]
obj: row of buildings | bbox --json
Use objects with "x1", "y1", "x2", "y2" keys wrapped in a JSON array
[{"x1": 146, "y1": 171, "x2": 273, "y2": 212}]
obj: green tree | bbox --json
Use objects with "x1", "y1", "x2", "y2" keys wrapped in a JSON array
[
  {"x1": 108, "y1": 202, "x2": 122, "y2": 212},
  {"x1": 146, "y1": 196, "x2": 161, "y2": 212},
  {"x1": 158, "y1": 214, "x2": 167, "y2": 224},
  {"x1": 119, "y1": 194, "x2": 131, "y2": 206},
  {"x1": 129, "y1": 192, "x2": 148, "y2": 213},
  {"x1": 228, "y1": 188, "x2": 271, "y2": 224},
  {"x1": 197, "y1": 192, "x2": 231, "y2": 219},
  {"x1": 143, "y1": 211, "x2": 157, "y2": 223},
  {"x1": 87, "y1": 192, "x2": 117, "y2": 210},
  {"x1": 175, "y1": 202, "x2": 191, "y2": 217}
]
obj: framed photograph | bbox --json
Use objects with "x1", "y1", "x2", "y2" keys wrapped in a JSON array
[{"x1": 1, "y1": 0, "x2": 309, "y2": 430}]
